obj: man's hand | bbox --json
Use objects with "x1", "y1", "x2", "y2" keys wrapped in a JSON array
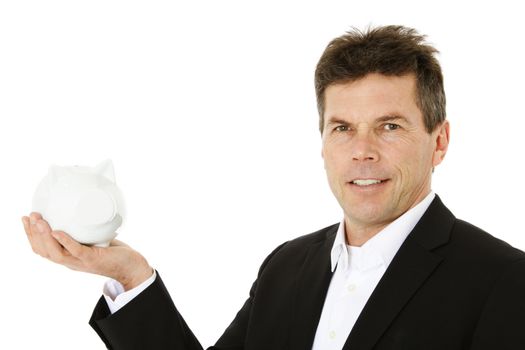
[{"x1": 22, "y1": 212, "x2": 153, "y2": 291}]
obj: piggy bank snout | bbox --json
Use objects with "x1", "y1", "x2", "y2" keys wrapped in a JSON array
[{"x1": 74, "y1": 189, "x2": 116, "y2": 226}]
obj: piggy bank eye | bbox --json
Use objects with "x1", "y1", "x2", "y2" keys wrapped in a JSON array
[{"x1": 74, "y1": 189, "x2": 116, "y2": 225}]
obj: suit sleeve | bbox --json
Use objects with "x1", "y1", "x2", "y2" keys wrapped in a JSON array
[
  {"x1": 470, "y1": 258, "x2": 525, "y2": 349},
  {"x1": 89, "y1": 242, "x2": 288, "y2": 350},
  {"x1": 89, "y1": 272, "x2": 204, "y2": 350}
]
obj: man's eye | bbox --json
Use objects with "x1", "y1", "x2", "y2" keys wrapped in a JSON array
[
  {"x1": 335, "y1": 125, "x2": 349, "y2": 132},
  {"x1": 383, "y1": 123, "x2": 400, "y2": 131}
]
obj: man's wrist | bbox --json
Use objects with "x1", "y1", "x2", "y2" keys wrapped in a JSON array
[
  {"x1": 123, "y1": 266, "x2": 154, "y2": 291},
  {"x1": 117, "y1": 258, "x2": 154, "y2": 291}
]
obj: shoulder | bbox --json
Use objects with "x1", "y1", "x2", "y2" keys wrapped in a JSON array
[
  {"x1": 436, "y1": 217, "x2": 525, "y2": 285},
  {"x1": 450, "y1": 218, "x2": 525, "y2": 262},
  {"x1": 276, "y1": 222, "x2": 338, "y2": 256},
  {"x1": 421, "y1": 195, "x2": 525, "y2": 265},
  {"x1": 285, "y1": 222, "x2": 339, "y2": 247},
  {"x1": 256, "y1": 223, "x2": 338, "y2": 275}
]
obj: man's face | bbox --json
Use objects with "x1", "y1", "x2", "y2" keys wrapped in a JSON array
[{"x1": 322, "y1": 73, "x2": 449, "y2": 235}]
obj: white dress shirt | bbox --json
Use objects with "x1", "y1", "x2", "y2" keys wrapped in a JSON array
[
  {"x1": 311, "y1": 191, "x2": 435, "y2": 350},
  {"x1": 103, "y1": 270, "x2": 157, "y2": 314},
  {"x1": 104, "y1": 192, "x2": 435, "y2": 349}
]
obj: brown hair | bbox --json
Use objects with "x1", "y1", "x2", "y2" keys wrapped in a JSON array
[{"x1": 315, "y1": 25, "x2": 446, "y2": 133}]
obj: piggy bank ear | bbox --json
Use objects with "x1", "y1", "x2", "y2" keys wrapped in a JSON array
[{"x1": 94, "y1": 159, "x2": 115, "y2": 183}]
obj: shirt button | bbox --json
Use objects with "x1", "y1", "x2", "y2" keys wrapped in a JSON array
[
  {"x1": 329, "y1": 330, "x2": 336, "y2": 339},
  {"x1": 347, "y1": 284, "x2": 357, "y2": 292}
]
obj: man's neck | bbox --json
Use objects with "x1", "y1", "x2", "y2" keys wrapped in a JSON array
[
  {"x1": 344, "y1": 221, "x2": 388, "y2": 247},
  {"x1": 344, "y1": 191, "x2": 434, "y2": 247}
]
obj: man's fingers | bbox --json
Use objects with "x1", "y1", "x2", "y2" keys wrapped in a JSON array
[
  {"x1": 29, "y1": 212, "x2": 43, "y2": 224},
  {"x1": 51, "y1": 231, "x2": 89, "y2": 260},
  {"x1": 24, "y1": 212, "x2": 48, "y2": 245},
  {"x1": 23, "y1": 215, "x2": 79, "y2": 265},
  {"x1": 22, "y1": 216, "x2": 40, "y2": 250},
  {"x1": 22, "y1": 216, "x2": 31, "y2": 236},
  {"x1": 24, "y1": 215, "x2": 144, "y2": 280},
  {"x1": 40, "y1": 227, "x2": 76, "y2": 265},
  {"x1": 25, "y1": 215, "x2": 48, "y2": 256}
]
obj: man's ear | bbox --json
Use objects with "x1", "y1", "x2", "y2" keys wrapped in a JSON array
[
  {"x1": 432, "y1": 120, "x2": 450, "y2": 167},
  {"x1": 320, "y1": 128, "x2": 326, "y2": 160}
]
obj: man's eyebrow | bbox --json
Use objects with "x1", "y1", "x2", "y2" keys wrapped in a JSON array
[
  {"x1": 325, "y1": 115, "x2": 412, "y2": 125},
  {"x1": 325, "y1": 117, "x2": 349, "y2": 125},
  {"x1": 376, "y1": 115, "x2": 412, "y2": 125}
]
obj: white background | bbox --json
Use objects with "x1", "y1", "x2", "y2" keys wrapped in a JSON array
[{"x1": 1, "y1": 1, "x2": 524, "y2": 348}]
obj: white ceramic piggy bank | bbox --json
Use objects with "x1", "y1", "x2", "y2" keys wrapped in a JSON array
[{"x1": 32, "y1": 159, "x2": 125, "y2": 247}]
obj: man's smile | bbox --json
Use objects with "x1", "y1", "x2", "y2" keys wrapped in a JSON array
[
  {"x1": 347, "y1": 178, "x2": 390, "y2": 191},
  {"x1": 350, "y1": 179, "x2": 388, "y2": 186}
]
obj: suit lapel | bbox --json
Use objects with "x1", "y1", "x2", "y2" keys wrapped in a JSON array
[
  {"x1": 343, "y1": 195, "x2": 456, "y2": 350},
  {"x1": 288, "y1": 225, "x2": 337, "y2": 350}
]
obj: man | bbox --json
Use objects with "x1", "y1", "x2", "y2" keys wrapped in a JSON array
[{"x1": 23, "y1": 25, "x2": 525, "y2": 349}]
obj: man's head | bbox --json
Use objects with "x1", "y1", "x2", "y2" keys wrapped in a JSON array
[
  {"x1": 317, "y1": 26, "x2": 450, "y2": 242},
  {"x1": 315, "y1": 25, "x2": 446, "y2": 134}
]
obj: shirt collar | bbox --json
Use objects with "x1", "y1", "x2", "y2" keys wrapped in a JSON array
[{"x1": 330, "y1": 191, "x2": 436, "y2": 272}]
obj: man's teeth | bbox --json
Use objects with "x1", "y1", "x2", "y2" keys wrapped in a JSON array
[{"x1": 352, "y1": 179, "x2": 383, "y2": 186}]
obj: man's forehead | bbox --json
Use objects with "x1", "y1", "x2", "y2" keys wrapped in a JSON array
[{"x1": 323, "y1": 73, "x2": 420, "y2": 121}]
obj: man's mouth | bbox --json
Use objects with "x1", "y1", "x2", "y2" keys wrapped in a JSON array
[{"x1": 350, "y1": 179, "x2": 388, "y2": 186}]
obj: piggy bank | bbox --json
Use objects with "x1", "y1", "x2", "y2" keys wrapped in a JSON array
[{"x1": 32, "y1": 159, "x2": 126, "y2": 247}]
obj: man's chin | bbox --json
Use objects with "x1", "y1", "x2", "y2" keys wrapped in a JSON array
[{"x1": 343, "y1": 201, "x2": 393, "y2": 227}]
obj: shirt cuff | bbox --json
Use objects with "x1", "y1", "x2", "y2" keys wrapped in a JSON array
[{"x1": 102, "y1": 270, "x2": 157, "y2": 314}]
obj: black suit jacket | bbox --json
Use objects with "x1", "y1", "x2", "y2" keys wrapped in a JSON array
[{"x1": 89, "y1": 196, "x2": 525, "y2": 349}]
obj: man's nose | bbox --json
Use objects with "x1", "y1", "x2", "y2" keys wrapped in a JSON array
[{"x1": 351, "y1": 126, "x2": 379, "y2": 162}]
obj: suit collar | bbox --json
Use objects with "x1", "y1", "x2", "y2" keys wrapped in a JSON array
[
  {"x1": 331, "y1": 191, "x2": 437, "y2": 273},
  {"x1": 289, "y1": 224, "x2": 338, "y2": 350},
  {"x1": 410, "y1": 194, "x2": 455, "y2": 250},
  {"x1": 288, "y1": 195, "x2": 455, "y2": 350},
  {"x1": 343, "y1": 194, "x2": 455, "y2": 349}
]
